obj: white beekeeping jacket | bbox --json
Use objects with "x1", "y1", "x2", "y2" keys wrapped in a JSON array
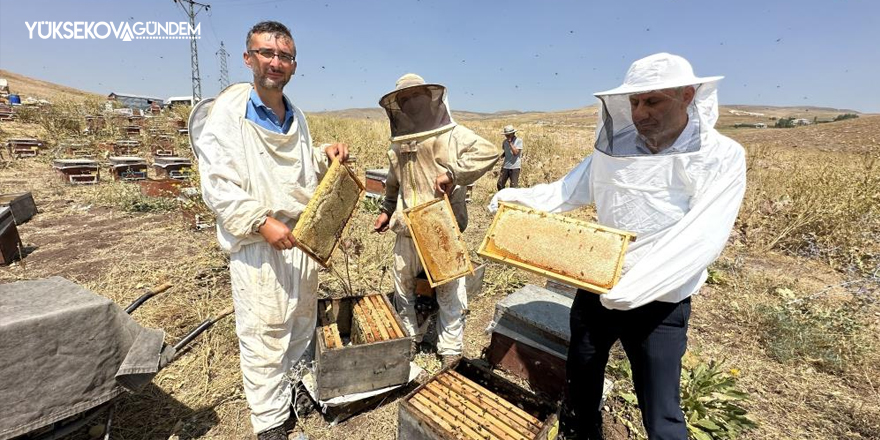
[
  {"x1": 189, "y1": 83, "x2": 328, "y2": 253},
  {"x1": 490, "y1": 75, "x2": 746, "y2": 310}
]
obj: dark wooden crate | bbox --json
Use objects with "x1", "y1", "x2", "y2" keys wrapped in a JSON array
[
  {"x1": 0, "y1": 208, "x2": 23, "y2": 265},
  {"x1": 313, "y1": 294, "x2": 411, "y2": 401},
  {"x1": 398, "y1": 358, "x2": 558, "y2": 440},
  {"x1": 486, "y1": 332, "x2": 567, "y2": 401},
  {"x1": 364, "y1": 169, "x2": 387, "y2": 198},
  {"x1": 0, "y1": 192, "x2": 37, "y2": 225},
  {"x1": 486, "y1": 284, "x2": 573, "y2": 401}
]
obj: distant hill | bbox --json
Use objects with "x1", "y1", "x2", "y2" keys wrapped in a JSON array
[
  {"x1": 0, "y1": 69, "x2": 102, "y2": 102},
  {"x1": 0, "y1": 70, "x2": 867, "y2": 126}
]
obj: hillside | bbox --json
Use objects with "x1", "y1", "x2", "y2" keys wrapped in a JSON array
[{"x1": 0, "y1": 69, "x2": 103, "y2": 102}]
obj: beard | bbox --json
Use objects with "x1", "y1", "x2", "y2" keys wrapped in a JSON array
[{"x1": 253, "y1": 66, "x2": 290, "y2": 90}]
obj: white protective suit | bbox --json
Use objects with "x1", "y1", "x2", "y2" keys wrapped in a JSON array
[
  {"x1": 190, "y1": 83, "x2": 328, "y2": 433},
  {"x1": 490, "y1": 54, "x2": 746, "y2": 311},
  {"x1": 379, "y1": 75, "x2": 501, "y2": 355}
]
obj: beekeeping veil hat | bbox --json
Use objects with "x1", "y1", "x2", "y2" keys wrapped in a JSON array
[
  {"x1": 379, "y1": 73, "x2": 456, "y2": 142},
  {"x1": 593, "y1": 52, "x2": 724, "y2": 157}
]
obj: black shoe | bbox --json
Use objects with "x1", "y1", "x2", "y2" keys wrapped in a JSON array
[{"x1": 257, "y1": 425, "x2": 287, "y2": 440}]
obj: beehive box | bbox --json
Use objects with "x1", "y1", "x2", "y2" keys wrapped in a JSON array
[
  {"x1": 51, "y1": 159, "x2": 100, "y2": 185},
  {"x1": 313, "y1": 294, "x2": 411, "y2": 400},
  {"x1": 487, "y1": 284, "x2": 574, "y2": 401},
  {"x1": 364, "y1": 168, "x2": 388, "y2": 198},
  {"x1": 0, "y1": 192, "x2": 37, "y2": 225},
  {"x1": 0, "y1": 207, "x2": 23, "y2": 265},
  {"x1": 292, "y1": 160, "x2": 364, "y2": 267},
  {"x1": 478, "y1": 202, "x2": 636, "y2": 294},
  {"x1": 398, "y1": 358, "x2": 558, "y2": 440},
  {"x1": 152, "y1": 156, "x2": 193, "y2": 180},
  {"x1": 113, "y1": 140, "x2": 141, "y2": 156},
  {"x1": 109, "y1": 156, "x2": 149, "y2": 181},
  {"x1": 5, "y1": 138, "x2": 44, "y2": 158},
  {"x1": 404, "y1": 196, "x2": 474, "y2": 287}
]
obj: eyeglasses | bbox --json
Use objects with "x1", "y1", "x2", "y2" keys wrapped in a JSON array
[{"x1": 248, "y1": 48, "x2": 295, "y2": 64}]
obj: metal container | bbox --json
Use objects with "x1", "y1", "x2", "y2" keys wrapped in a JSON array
[
  {"x1": 0, "y1": 192, "x2": 37, "y2": 225},
  {"x1": 313, "y1": 294, "x2": 411, "y2": 401},
  {"x1": 52, "y1": 159, "x2": 100, "y2": 184},
  {"x1": 0, "y1": 207, "x2": 23, "y2": 265},
  {"x1": 152, "y1": 156, "x2": 192, "y2": 180},
  {"x1": 8, "y1": 94, "x2": 21, "y2": 105},
  {"x1": 108, "y1": 156, "x2": 149, "y2": 181},
  {"x1": 398, "y1": 358, "x2": 558, "y2": 440}
]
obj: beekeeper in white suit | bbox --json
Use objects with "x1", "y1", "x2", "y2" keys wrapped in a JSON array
[
  {"x1": 490, "y1": 53, "x2": 746, "y2": 439},
  {"x1": 374, "y1": 74, "x2": 501, "y2": 368},
  {"x1": 190, "y1": 21, "x2": 348, "y2": 440}
]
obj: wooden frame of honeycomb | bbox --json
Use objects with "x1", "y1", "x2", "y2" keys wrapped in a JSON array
[
  {"x1": 403, "y1": 195, "x2": 474, "y2": 288},
  {"x1": 292, "y1": 159, "x2": 365, "y2": 267},
  {"x1": 478, "y1": 202, "x2": 636, "y2": 294}
]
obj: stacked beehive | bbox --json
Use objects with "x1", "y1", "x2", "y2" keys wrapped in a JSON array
[{"x1": 408, "y1": 369, "x2": 543, "y2": 440}]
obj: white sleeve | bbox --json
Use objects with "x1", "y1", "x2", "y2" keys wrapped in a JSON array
[
  {"x1": 488, "y1": 155, "x2": 593, "y2": 213},
  {"x1": 196, "y1": 115, "x2": 271, "y2": 238},
  {"x1": 600, "y1": 144, "x2": 747, "y2": 310}
]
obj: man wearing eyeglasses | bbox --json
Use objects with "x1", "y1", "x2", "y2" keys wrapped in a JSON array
[{"x1": 193, "y1": 21, "x2": 347, "y2": 440}]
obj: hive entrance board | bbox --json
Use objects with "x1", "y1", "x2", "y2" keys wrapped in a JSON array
[
  {"x1": 403, "y1": 196, "x2": 474, "y2": 288},
  {"x1": 292, "y1": 160, "x2": 364, "y2": 267},
  {"x1": 398, "y1": 359, "x2": 558, "y2": 440},
  {"x1": 314, "y1": 295, "x2": 411, "y2": 400},
  {"x1": 478, "y1": 202, "x2": 636, "y2": 294}
]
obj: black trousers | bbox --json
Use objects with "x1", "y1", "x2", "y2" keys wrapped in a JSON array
[
  {"x1": 561, "y1": 291, "x2": 691, "y2": 440},
  {"x1": 497, "y1": 167, "x2": 521, "y2": 190}
]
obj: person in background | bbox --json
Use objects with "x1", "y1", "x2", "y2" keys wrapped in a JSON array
[{"x1": 497, "y1": 124, "x2": 523, "y2": 190}]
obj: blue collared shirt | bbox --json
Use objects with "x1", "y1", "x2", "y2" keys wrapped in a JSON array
[{"x1": 245, "y1": 88, "x2": 294, "y2": 134}]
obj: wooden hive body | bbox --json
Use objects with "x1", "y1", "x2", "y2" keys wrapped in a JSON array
[
  {"x1": 478, "y1": 203, "x2": 635, "y2": 294},
  {"x1": 292, "y1": 160, "x2": 365, "y2": 267},
  {"x1": 404, "y1": 196, "x2": 474, "y2": 287},
  {"x1": 398, "y1": 359, "x2": 558, "y2": 440},
  {"x1": 0, "y1": 193, "x2": 37, "y2": 225},
  {"x1": 0, "y1": 207, "x2": 23, "y2": 265},
  {"x1": 314, "y1": 294, "x2": 411, "y2": 400}
]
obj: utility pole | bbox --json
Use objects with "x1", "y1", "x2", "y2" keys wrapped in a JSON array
[
  {"x1": 217, "y1": 41, "x2": 230, "y2": 90},
  {"x1": 173, "y1": 0, "x2": 210, "y2": 103}
]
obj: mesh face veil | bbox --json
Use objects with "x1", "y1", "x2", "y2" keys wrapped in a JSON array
[
  {"x1": 594, "y1": 81, "x2": 721, "y2": 157},
  {"x1": 379, "y1": 84, "x2": 455, "y2": 142}
]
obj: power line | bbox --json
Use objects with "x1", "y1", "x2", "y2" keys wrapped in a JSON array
[
  {"x1": 173, "y1": 0, "x2": 211, "y2": 103},
  {"x1": 217, "y1": 41, "x2": 230, "y2": 90}
]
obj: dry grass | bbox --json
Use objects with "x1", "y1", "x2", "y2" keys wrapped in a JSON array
[{"x1": 1, "y1": 86, "x2": 879, "y2": 439}]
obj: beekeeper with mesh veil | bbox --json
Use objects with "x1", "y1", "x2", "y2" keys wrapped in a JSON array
[
  {"x1": 190, "y1": 21, "x2": 348, "y2": 440},
  {"x1": 374, "y1": 73, "x2": 501, "y2": 367},
  {"x1": 490, "y1": 53, "x2": 746, "y2": 439}
]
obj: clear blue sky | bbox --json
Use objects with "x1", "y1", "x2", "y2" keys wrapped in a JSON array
[{"x1": 1, "y1": 0, "x2": 878, "y2": 113}]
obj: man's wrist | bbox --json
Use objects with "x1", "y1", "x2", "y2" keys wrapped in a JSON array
[{"x1": 252, "y1": 214, "x2": 269, "y2": 234}]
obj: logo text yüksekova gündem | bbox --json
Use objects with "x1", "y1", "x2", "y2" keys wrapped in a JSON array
[{"x1": 25, "y1": 21, "x2": 200, "y2": 42}]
